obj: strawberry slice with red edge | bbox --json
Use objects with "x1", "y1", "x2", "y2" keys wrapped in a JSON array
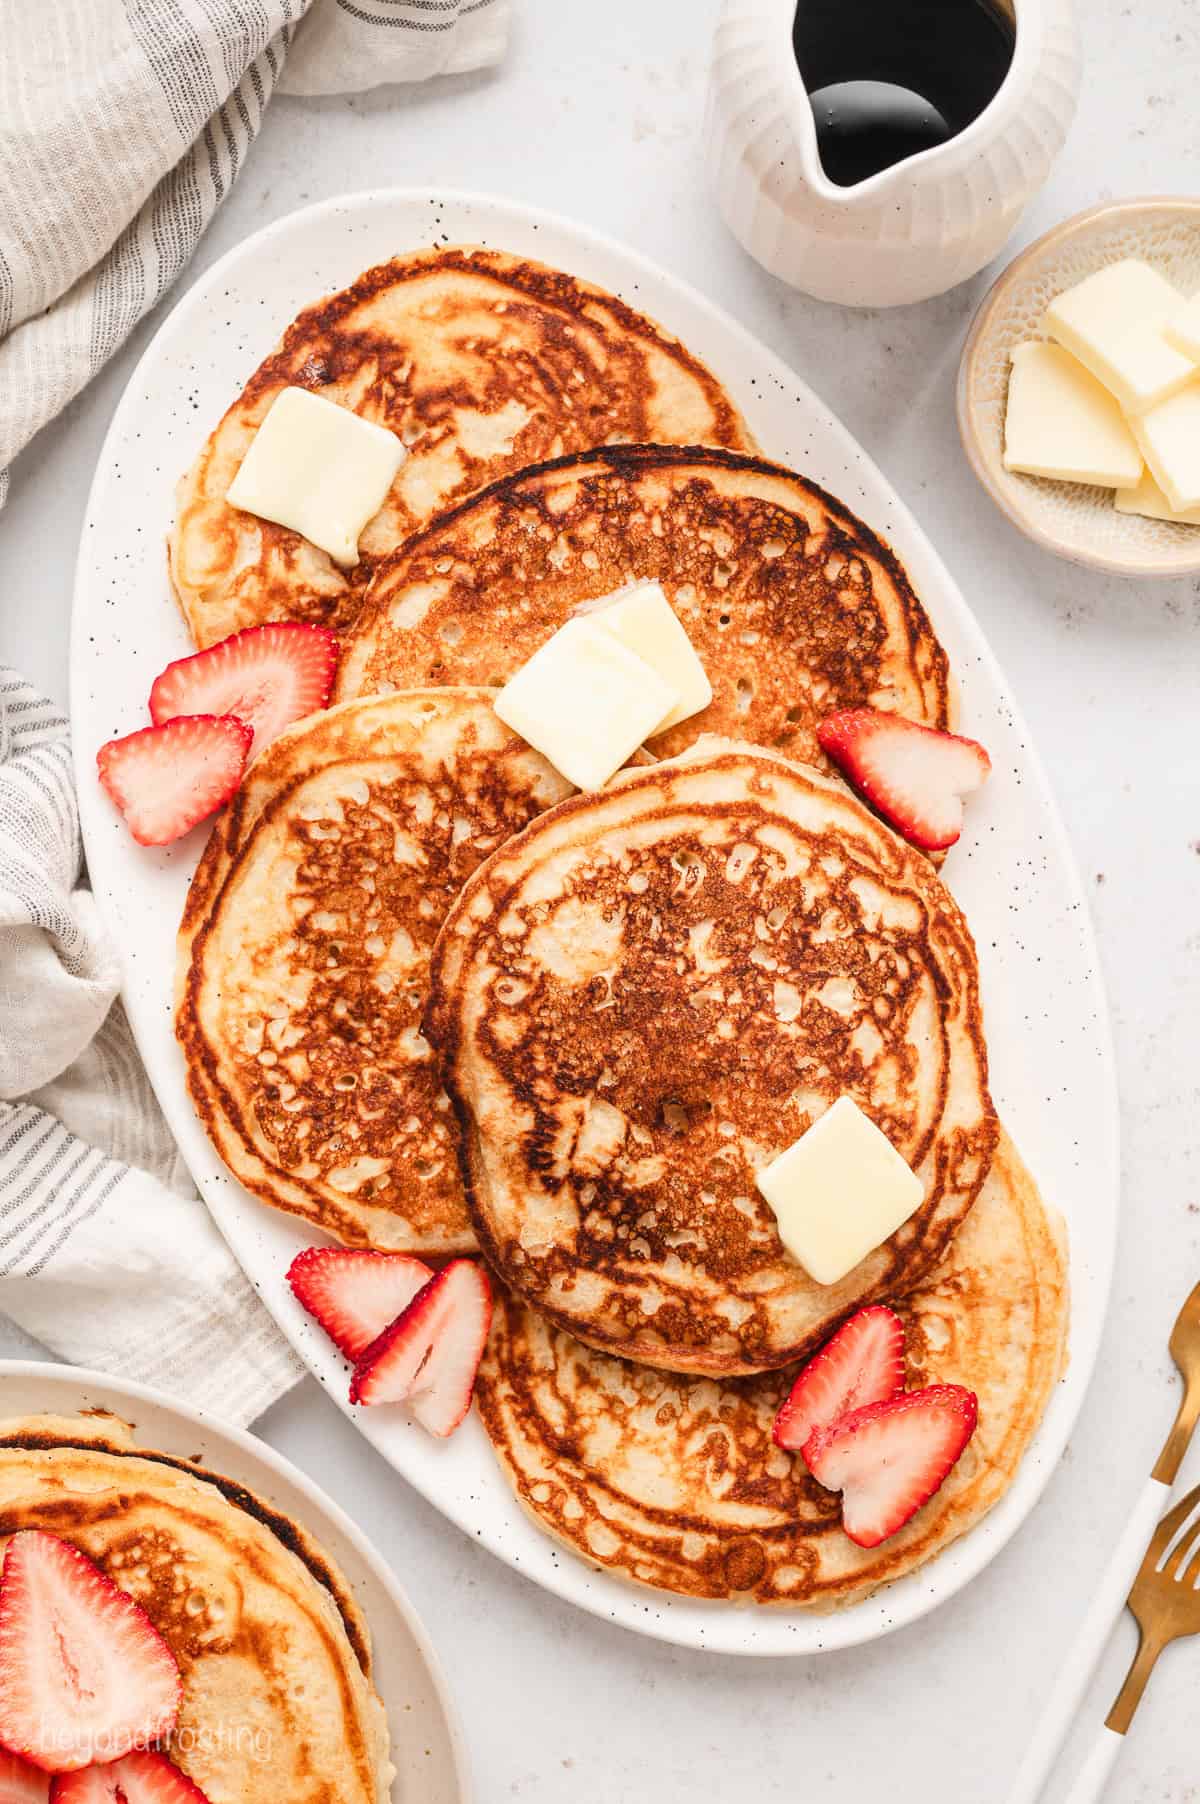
[
  {"x1": 804, "y1": 1383, "x2": 979, "y2": 1548},
  {"x1": 0, "y1": 1748, "x2": 50, "y2": 1803},
  {"x1": 96, "y1": 715, "x2": 251, "y2": 847},
  {"x1": 817, "y1": 708, "x2": 991, "y2": 851},
  {"x1": 49, "y1": 1752, "x2": 210, "y2": 1803},
  {"x1": 772, "y1": 1304, "x2": 905, "y2": 1453},
  {"x1": 149, "y1": 622, "x2": 339, "y2": 755},
  {"x1": 287, "y1": 1246, "x2": 433, "y2": 1362},
  {"x1": 350, "y1": 1260, "x2": 493, "y2": 1436},
  {"x1": 0, "y1": 1531, "x2": 180, "y2": 1772}
]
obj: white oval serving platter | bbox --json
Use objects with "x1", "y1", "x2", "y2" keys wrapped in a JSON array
[
  {"x1": 72, "y1": 189, "x2": 1118, "y2": 1657},
  {"x1": 0, "y1": 1360, "x2": 469, "y2": 1801}
]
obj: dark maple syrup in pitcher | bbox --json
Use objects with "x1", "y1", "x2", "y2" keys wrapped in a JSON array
[{"x1": 793, "y1": 0, "x2": 1017, "y2": 188}]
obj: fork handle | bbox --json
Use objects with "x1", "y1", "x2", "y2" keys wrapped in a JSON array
[
  {"x1": 1060, "y1": 1728, "x2": 1125, "y2": 1804},
  {"x1": 1005, "y1": 1476, "x2": 1169, "y2": 1804}
]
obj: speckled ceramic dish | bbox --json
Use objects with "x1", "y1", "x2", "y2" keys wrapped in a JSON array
[
  {"x1": 73, "y1": 190, "x2": 1117, "y2": 1656},
  {"x1": 958, "y1": 196, "x2": 1200, "y2": 576}
]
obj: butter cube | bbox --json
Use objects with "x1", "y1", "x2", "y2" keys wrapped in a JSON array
[
  {"x1": 1114, "y1": 469, "x2": 1200, "y2": 528},
  {"x1": 755, "y1": 1096, "x2": 924, "y2": 1287},
  {"x1": 1044, "y1": 259, "x2": 1194, "y2": 415},
  {"x1": 1130, "y1": 382, "x2": 1200, "y2": 513},
  {"x1": 589, "y1": 581, "x2": 712, "y2": 733},
  {"x1": 1163, "y1": 293, "x2": 1200, "y2": 364},
  {"x1": 494, "y1": 618, "x2": 679, "y2": 791},
  {"x1": 1003, "y1": 342, "x2": 1142, "y2": 488},
  {"x1": 226, "y1": 386, "x2": 405, "y2": 566}
]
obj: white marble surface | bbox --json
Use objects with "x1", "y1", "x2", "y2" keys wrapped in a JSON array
[{"x1": 2, "y1": 2, "x2": 1199, "y2": 1798}]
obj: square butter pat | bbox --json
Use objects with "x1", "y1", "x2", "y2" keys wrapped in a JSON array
[
  {"x1": 1114, "y1": 469, "x2": 1200, "y2": 527},
  {"x1": 494, "y1": 618, "x2": 680, "y2": 791},
  {"x1": 1131, "y1": 382, "x2": 1200, "y2": 512},
  {"x1": 755, "y1": 1096, "x2": 923, "y2": 1287},
  {"x1": 226, "y1": 386, "x2": 405, "y2": 566},
  {"x1": 1044, "y1": 259, "x2": 1194, "y2": 414},
  {"x1": 1163, "y1": 292, "x2": 1200, "y2": 364},
  {"x1": 1003, "y1": 342, "x2": 1141, "y2": 488},
  {"x1": 589, "y1": 581, "x2": 712, "y2": 732}
]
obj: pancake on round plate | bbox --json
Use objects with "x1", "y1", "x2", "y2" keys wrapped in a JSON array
[
  {"x1": 177, "y1": 690, "x2": 571, "y2": 1253},
  {"x1": 475, "y1": 1130, "x2": 1067, "y2": 1607},
  {"x1": 0, "y1": 1412, "x2": 391, "y2": 1801},
  {"x1": 426, "y1": 739, "x2": 997, "y2": 1375},
  {"x1": 169, "y1": 248, "x2": 753, "y2": 648},
  {"x1": 337, "y1": 444, "x2": 951, "y2": 768}
]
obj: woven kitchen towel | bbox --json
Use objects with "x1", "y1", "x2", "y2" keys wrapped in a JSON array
[
  {"x1": 0, "y1": 0, "x2": 510, "y2": 504},
  {"x1": 0, "y1": 671, "x2": 304, "y2": 1424}
]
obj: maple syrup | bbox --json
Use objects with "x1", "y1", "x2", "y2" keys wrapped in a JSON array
[{"x1": 794, "y1": 0, "x2": 1017, "y2": 188}]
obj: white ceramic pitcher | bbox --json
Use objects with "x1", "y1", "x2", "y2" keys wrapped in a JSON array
[{"x1": 704, "y1": 0, "x2": 1080, "y2": 308}]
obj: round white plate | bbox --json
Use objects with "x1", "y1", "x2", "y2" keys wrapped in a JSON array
[
  {"x1": 0, "y1": 1361, "x2": 469, "y2": 1801},
  {"x1": 72, "y1": 189, "x2": 1118, "y2": 1656}
]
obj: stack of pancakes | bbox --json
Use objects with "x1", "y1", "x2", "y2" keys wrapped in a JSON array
[
  {"x1": 173, "y1": 248, "x2": 1067, "y2": 1611},
  {"x1": 0, "y1": 1414, "x2": 392, "y2": 1801}
]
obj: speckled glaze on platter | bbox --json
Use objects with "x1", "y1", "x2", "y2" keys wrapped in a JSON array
[
  {"x1": 959, "y1": 196, "x2": 1200, "y2": 575},
  {"x1": 0, "y1": 1362, "x2": 469, "y2": 1804},
  {"x1": 72, "y1": 190, "x2": 1117, "y2": 1656}
]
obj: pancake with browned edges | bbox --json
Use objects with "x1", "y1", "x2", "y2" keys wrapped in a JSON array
[
  {"x1": 170, "y1": 248, "x2": 753, "y2": 648},
  {"x1": 337, "y1": 444, "x2": 951, "y2": 768},
  {"x1": 0, "y1": 1413, "x2": 391, "y2": 1801},
  {"x1": 177, "y1": 690, "x2": 571, "y2": 1253},
  {"x1": 476, "y1": 1130, "x2": 1066, "y2": 1606},
  {"x1": 426, "y1": 740, "x2": 997, "y2": 1374}
]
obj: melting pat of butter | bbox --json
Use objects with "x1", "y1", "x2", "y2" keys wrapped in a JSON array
[
  {"x1": 226, "y1": 386, "x2": 405, "y2": 566},
  {"x1": 495, "y1": 618, "x2": 680, "y2": 791},
  {"x1": 1003, "y1": 343, "x2": 1142, "y2": 488},
  {"x1": 589, "y1": 581, "x2": 712, "y2": 733},
  {"x1": 1044, "y1": 259, "x2": 1194, "y2": 415},
  {"x1": 755, "y1": 1095, "x2": 923, "y2": 1287}
]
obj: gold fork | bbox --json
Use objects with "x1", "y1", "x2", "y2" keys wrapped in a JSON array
[
  {"x1": 1061, "y1": 1481, "x2": 1200, "y2": 1802},
  {"x1": 1009, "y1": 1278, "x2": 1200, "y2": 1803},
  {"x1": 1153, "y1": 1280, "x2": 1200, "y2": 1484}
]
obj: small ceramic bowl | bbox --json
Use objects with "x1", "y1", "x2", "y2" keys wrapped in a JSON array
[{"x1": 957, "y1": 196, "x2": 1200, "y2": 577}]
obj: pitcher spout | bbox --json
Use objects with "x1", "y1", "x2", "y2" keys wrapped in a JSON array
[
  {"x1": 793, "y1": 0, "x2": 1017, "y2": 190},
  {"x1": 705, "y1": 0, "x2": 1080, "y2": 306}
]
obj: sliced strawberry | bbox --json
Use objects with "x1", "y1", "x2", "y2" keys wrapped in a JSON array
[
  {"x1": 817, "y1": 708, "x2": 991, "y2": 851},
  {"x1": 49, "y1": 1752, "x2": 210, "y2": 1803},
  {"x1": 96, "y1": 716, "x2": 251, "y2": 847},
  {"x1": 148, "y1": 622, "x2": 338, "y2": 754},
  {"x1": 773, "y1": 1305, "x2": 905, "y2": 1453},
  {"x1": 804, "y1": 1384, "x2": 978, "y2": 1548},
  {"x1": 0, "y1": 1748, "x2": 50, "y2": 1803},
  {"x1": 287, "y1": 1246, "x2": 433, "y2": 1362},
  {"x1": 0, "y1": 1532, "x2": 180, "y2": 1772},
  {"x1": 350, "y1": 1260, "x2": 493, "y2": 1436}
]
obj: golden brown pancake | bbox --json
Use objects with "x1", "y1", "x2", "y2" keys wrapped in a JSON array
[
  {"x1": 475, "y1": 1130, "x2": 1067, "y2": 1606},
  {"x1": 0, "y1": 1413, "x2": 391, "y2": 1801},
  {"x1": 169, "y1": 248, "x2": 753, "y2": 647},
  {"x1": 427, "y1": 740, "x2": 997, "y2": 1374},
  {"x1": 177, "y1": 691, "x2": 571, "y2": 1253},
  {"x1": 337, "y1": 444, "x2": 951, "y2": 769}
]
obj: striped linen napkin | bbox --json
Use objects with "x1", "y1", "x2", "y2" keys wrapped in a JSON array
[
  {"x1": 0, "y1": 0, "x2": 510, "y2": 504},
  {"x1": 0, "y1": 675, "x2": 302, "y2": 1423},
  {"x1": 0, "y1": 0, "x2": 510, "y2": 1418}
]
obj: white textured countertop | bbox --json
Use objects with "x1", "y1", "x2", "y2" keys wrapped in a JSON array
[{"x1": 2, "y1": 2, "x2": 1199, "y2": 1798}]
